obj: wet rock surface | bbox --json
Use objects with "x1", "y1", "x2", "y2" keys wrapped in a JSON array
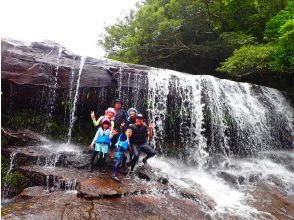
[
  {"x1": 2, "y1": 191, "x2": 210, "y2": 220},
  {"x1": 217, "y1": 171, "x2": 245, "y2": 185},
  {"x1": 1, "y1": 127, "x2": 45, "y2": 146},
  {"x1": 249, "y1": 183, "x2": 294, "y2": 220},
  {"x1": 1, "y1": 38, "x2": 149, "y2": 89}
]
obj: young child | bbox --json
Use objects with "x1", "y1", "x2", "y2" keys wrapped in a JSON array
[
  {"x1": 88, "y1": 118, "x2": 114, "y2": 173},
  {"x1": 112, "y1": 128, "x2": 133, "y2": 182}
]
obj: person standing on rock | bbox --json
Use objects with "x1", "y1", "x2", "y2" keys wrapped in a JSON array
[
  {"x1": 129, "y1": 114, "x2": 156, "y2": 175},
  {"x1": 88, "y1": 118, "x2": 115, "y2": 173},
  {"x1": 112, "y1": 128, "x2": 133, "y2": 182},
  {"x1": 110, "y1": 99, "x2": 128, "y2": 154}
]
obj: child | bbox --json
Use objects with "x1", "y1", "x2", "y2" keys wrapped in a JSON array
[
  {"x1": 112, "y1": 128, "x2": 133, "y2": 182},
  {"x1": 88, "y1": 118, "x2": 114, "y2": 173}
]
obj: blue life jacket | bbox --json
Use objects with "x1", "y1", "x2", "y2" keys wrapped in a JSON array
[
  {"x1": 96, "y1": 129, "x2": 111, "y2": 144},
  {"x1": 114, "y1": 134, "x2": 129, "y2": 159}
]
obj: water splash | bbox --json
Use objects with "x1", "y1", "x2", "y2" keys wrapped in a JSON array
[{"x1": 67, "y1": 56, "x2": 86, "y2": 144}]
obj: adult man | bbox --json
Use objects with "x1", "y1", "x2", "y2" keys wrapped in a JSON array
[
  {"x1": 129, "y1": 114, "x2": 156, "y2": 173},
  {"x1": 113, "y1": 99, "x2": 128, "y2": 131},
  {"x1": 111, "y1": 99, "x2": 128, "y2": 150}
]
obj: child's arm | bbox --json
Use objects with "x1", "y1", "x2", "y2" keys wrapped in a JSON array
[{"x1": 90, "y1": 128, "x2": 100, "y2": 147}]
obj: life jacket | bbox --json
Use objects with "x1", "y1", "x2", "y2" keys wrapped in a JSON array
[
  {"x1": 96, "y1": 128, "x2": 111, "y2": 144},
  {"x1": 114, "y1": 133, "x2": 129, "y2": 159}
]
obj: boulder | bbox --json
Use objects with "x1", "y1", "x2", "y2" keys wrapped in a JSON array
[
  {"x1": 1, "y1": 128, "x2": 46, "y2": 146},
  {"x1": 1, "y1": 38, "x2": 149, "y2": 89},
  {"x1": 136, "y1": 165, "x2": 169, "y2": 185},
  {"x1": 217, "y1": 171, "x2": 245, "y2": 185}
]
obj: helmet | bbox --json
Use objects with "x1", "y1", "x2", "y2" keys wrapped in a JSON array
[
  {"x1": 136, "y1": 113, "x2": 144, "y2": 119},
  {"x1": 115, "y1": 98, "x2": 123, "y2": 105}
]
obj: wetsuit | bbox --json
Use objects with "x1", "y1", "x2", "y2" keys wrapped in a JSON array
[
  {"x1": 111, "y1": 108, "x2": 128, "y2": 150},
  {"x1": 129, "y1": 124, "x2": 156, "y2": 171}
]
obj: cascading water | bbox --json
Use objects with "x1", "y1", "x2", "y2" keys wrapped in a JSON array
[
  {"x1": 145, "y1": 68, "x2": 293, "y2": 218},
  {"x1": 1, "y1": 152, "x2": 17, "y2": 201},
  {"x1": 147, "y1": 68, "x2": 170, "y2": 152},
  {"x1": 45, "y1": 47, "x2": 63, "y2": 132},
  {"x1": 146, "y1": 70, "x2": 293, "y2": 164},
  {"x1": 67, "y1": 57, "x2": 86, "y2": 144}
]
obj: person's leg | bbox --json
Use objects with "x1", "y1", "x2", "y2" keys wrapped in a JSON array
[
  {"x1": 88, "y1": 151, "x2": 98, "y2": 172},
  {"x1": 120, "y1": 153, "x2": 128, "y2": 173},
  {"x1": 130, "y1": 144, "x2": 141, "y2": 171},
  {"x1": 100, "y1": 152, "x2": 107, "y2": 172},
  {"x1": 113, "y1": 159, "x2": 121, "y2": 176},
  {"x1": 140, "y1": 143, "x2": 156, "y2": 164}
]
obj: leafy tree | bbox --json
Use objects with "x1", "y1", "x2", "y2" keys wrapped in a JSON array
[
  {"x1": 217, "y1": 44, "x2": 274, "y2": 78},
  {"x1": 99, "y1": 0, "x2": 291, "y2": 84}
]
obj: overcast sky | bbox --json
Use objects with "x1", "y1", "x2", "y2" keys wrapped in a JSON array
[{"x1": 0, "y1": 0, "x2": 138, "y2": 58}]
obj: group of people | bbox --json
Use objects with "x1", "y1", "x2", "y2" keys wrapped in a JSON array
[{"x1": 88, "y1": 99, "x2": 156, "y2": 182}]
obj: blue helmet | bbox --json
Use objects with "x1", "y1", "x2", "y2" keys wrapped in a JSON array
[{"x1": 127, "y1": 108, "x2": 138, "y2": 118}]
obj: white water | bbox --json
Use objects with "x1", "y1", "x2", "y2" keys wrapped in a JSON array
[
  {"x1": 46, "y1": 47, "x2": 63, "y2": 131},
  {"x1": 146, "y1": 69, "x2": 293, "y2": 165},
  {"x1": 148, "y1": 68, "x2": 170, "y2": 151},
  {"x1": 1, "y1": 152, "x2": 17, "y2": 201},
  {"x1": 148, "y1": 154, "x2": 293, "y2": 219},
  {"x1": 67, "y1": 56, "x2": 86, "y2": 143}
]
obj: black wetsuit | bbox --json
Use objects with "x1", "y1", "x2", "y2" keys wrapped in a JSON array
[
  {"x1": 111, "y1": 108, "x2": 128, "y2": 149},
  {"x1": 129, "y1": 124, "x2": 156, "y2": 171}
]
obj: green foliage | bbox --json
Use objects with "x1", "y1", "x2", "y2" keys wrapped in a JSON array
[
  {"x1": 217, "y1": 44, "x2": 275, "y2": 78},
  {"x1": 1, "y1": 156, "x2": 29, "y2": 196},
  {"x1": 264, "y1": 1, "x2": 294, "y2": 41},
  {"x1": 272, "y1": 19, "x2": 294, "y2": 72},
  {"x1": 219, "y1": 1, "x2": 294, "y2": 77},
  {"x1": 99, "y1": 0, "x2": 292, "y2": 90}
]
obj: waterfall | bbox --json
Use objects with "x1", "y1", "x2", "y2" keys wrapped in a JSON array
[
  {"x1": 45, "y1": 47, "x2": 63, "y2": 131},
  {"x1": 147, "y1": 68, "x2": 170, "y2": 152},
  {"x1": 1, "y1": 152, "x2": 17, "y2": 200},
  {"x1": 67, "y1": 57, "x2": 86, "y2": 143},
  {"x1": 146, "y1": 70, "x2": 293, "y2": 166}
]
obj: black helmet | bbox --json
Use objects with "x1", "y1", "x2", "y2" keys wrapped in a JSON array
[
  {"x1": 136, "y1": 113, "x2": 144, "y2": 119},
  {"x1": 115, "y1": 98, "x2": 123, "y2": 105}
]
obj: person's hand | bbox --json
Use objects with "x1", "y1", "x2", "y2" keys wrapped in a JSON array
[
  {"x1": 120, "y1": 121, "x2": 125, "y2": 128},
  {"x1": 112, "y1": 129, "x2": 118, "y2": 135},
  {"x1": 90, "y1": 111, "x2": 95, "y2": 120},
  {"x1": 148, "y1": 120, "x2": 153, "y2": 129},
  {"x1": 88, "y1": 144, "x2": 93, "y2": 150}
]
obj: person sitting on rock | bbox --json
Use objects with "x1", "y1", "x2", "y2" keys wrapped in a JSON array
[
  {"x1": 112, "y1": 128, "x2": 133, "y2": 182},
  {"x1": 129, "y1": 114, "x2": 156, "y2": 175},
  {"x1": 88, "y1": 118, "x2": 115, "y2": 173},
  {"x1": 90, "y1": 107, "x2": 116, "y2": 130}
]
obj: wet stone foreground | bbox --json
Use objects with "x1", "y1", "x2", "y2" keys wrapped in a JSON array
[
  {"x1": 2, "y1": 129, "x2": 294, "y2": 219},
  {"x1": 1, "y1": 129, "x2": 213, "y2": 219}
]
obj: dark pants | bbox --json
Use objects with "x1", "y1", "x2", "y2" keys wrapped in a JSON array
[
  {"x1": 113, "y1": 153, "x2": 127, "y2": 176},
  {"x1": 90, "y1": 151, "x2": 107, "y2": 170},
  {"x1": 130, "y1": 143, "x2": 156, "y2": 171}
]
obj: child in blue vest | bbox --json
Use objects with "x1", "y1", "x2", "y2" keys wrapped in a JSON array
[
  {"x1": 111, "y1": 128, "x2": 133, "y2": 182},
  {"x1": 88, "y1": 118, "x2": 114, "y2": 173}
]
